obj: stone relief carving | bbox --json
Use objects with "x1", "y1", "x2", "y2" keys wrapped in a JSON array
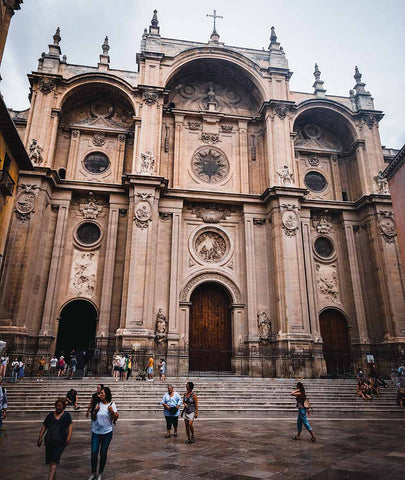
[
  {"x1": 316, "y1": 263, "x2": 339, "y2": 302},
  {"x1": 92, "y1": 132, "x2": 105, "y2": 147},
  {"x1": 294, "y1": 123, "x2": 343, "y2": 153},
  {"x1": 192, "y1": 203, "x2": 232, "y2": 223},
  {"x1": 191, "y1": 147, "x2": 229, "y2": 183},
  {"x1": 28, "y1": 139, "x2": 43, "y2": 165},
  {"x1": 134, "y1": 193, "x2": 153, "y2": 229},
  {"x1": 180, "y1": 272, "x2": 242, "y2": 303},
  {"x1": 68, "y1": 100, "x2": 133, "y2": 130},
  {"x1": 281, "y1": 205, "x2": 299, "y2": 237},
  {"x1": 374, "y1": 170, "x2": 389, "y2": 194},
  {"x1": 118, "y1": 134, "x2": 126, "y2": 143},
  {"x1": 155, "y1": 309, "x2": 167, "y2": 344},
  {"x1": 69, "y1": 251, "x2": 98, "y2": 298},
  {"x1": 379, "y1": 211, "x2": 396, "y2": 243},
  {"x1": 72, "y1": 130, "x2": 80, "y2": 138},
  {"x1": 79, "y1": 192, "x2": 103, "y2": 219},
  {"x1": 201, "y1": 132, "x2": 219, "y2": 145},
  {"x1": 137, "y1": 150, "x2": 156, "y2": 175},
  {"x1": 15, "y1": 184, "x2": 39, "y2": 222},
  {"x1": 277, "y1": 165, "x2": 294, "y2": 186},
  {"x1": 257, "y1": 311, "x2": 271, "y2": 344},
  {"x1": 221, "y1": 124, "x2": 233, "y2": 133},
  {"x1": 39, "y1": 78, "x2": 55, "y2": 94},
  {"x1": 188, "y1": 121, "x2": 201, "y2": 130},
  {"x1": 274, "y1": 103, "x2": 289, "y2": 119},
  {"x1": 308, "y1": 154, "x2": 320, "y2": 167},
  {"x1": 312, "y1": 212, "x2": 333, "y2": 234},
  {"x1": 364, "y1": 113, "x2": 377, "y2": 129},
  {"x1": 194, "y1": 231, "x2": 227, "y2": 263},
  {"x1": 142, "y1": 89, "x2": 158, "y2": 105}
]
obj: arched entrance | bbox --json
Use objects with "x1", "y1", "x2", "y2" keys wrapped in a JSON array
[
  {"x1": 189, "y1": 282, "x2": 232, "y2": 372},
  {"x1": 319, "y1": 309, "x2": 352, "y2": 374},
  {"x1": 55, "y1": 300, "x2": 97, "y2": 360}
]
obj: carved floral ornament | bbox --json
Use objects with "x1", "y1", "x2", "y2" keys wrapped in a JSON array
[
  {"x1": 281, "y1": 204, "x2": 299, "y2": 236},
  {"x1": 15, "y1": 184, "x2": 39, "y2": 222},
  {"x1": 191, "y1": 203, "x2": 233, "y2": 223},
  {"x1": 92, "y1": 132, "x2": 105, "y2": 147},
  {"x1": 134, "y1": 193, "x2": 153, "y2": 229},
  {"x1": 379, "y1": 211, "x2": 396, "y2": 244}
]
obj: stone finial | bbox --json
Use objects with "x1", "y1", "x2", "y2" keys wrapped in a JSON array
[
  {"x1": 313, "y1": 63, "x2": 326, "y2": 96},
  {"x1": 151, "y1": 9, "x2": 159, "y2": 26},
  {"x1": 353, "y1": 65, "x2": 368, "y2": 96},
  {"x1": 270, "y1": 26, "x2": 277, "y2": 44},
  {"x1": 53, "y1": 27, "x2": 61, "y2": 46},
  {"x1": 102, "y1": 36, "x2": 110, "y2": 55},
  {"x1": 352, "y1": 66, "x2": 374, "y2": 110},
  {"x1": 354, "y1": 65, "x2": 362, "y2": 84}
]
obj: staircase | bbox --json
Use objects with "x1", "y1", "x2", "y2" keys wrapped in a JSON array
[{"x1": 4, "y1": 377, "x2": 402, "y2": 418}]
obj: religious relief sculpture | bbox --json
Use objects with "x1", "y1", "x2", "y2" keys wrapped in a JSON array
[
  {"x1": 134, "y1": 193, "x2": 153, "y2": 229},
  {"x1": 28, "y1": 139, "x2": 43, "y2": 165},
  {"x1": 308, "y1": 154, "x2": 320, "y2": 167},
  {"x1": 281, "y1": 205, "x2": 299, "y2": 236},
  {"x1": 201, "y1": 132, "x2": 219, "y2": 145},
  {"x1": 79, "y1": 192, "x2": 103, "y2": 219},
  {"x1": 294, "y1": 123, "x2": 343, "y2": 152},
  {"x1": 69, "y1": 251, "x2": 97, "y2": 298},
  {"x1": 313, "y1": 212, "x2": 333, "y2": 234},
  {"x1": 39, "y1": 78, "x2": 55, "y2": 95},
  {"x1": 379, "y1": 211, "x2": 396, "y2": 243},
  {"x1": 316, "y1": 263, "x2": 339, "y2": 302},
  {"x1": 155, "y1": 309, "x2": 167, "y2": 344},
  {"x1": 277, "y1": 165, "x2": 294, "y2": 186},
  {"x1": 374, "y1": 170, "x2": 389, "y2": 194},
  {"x1": 142, "y1": 89, "x2": 159, "y2": 105},
  {"x1": 137, "y1": 150, "x2": 156, "y2": 175},
  {"x1": 194, "y1": 231, "x2": 227, "y2": 263},
  {"x1": 15, "y1": 184, "x2": 39, "y2": 222},
  {"x1": 92, "y1": 132, "x2": 105, "y2": 147},
  {"x1": 257, "y1": 311, "x2": 271, "y2": 344},
  {"x1": 191, "y1": 148, "x2": 229, "y2": 183}
]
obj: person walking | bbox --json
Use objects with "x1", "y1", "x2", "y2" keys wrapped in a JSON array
[
  {"x1": 86, "y1": 384, "x2": 104, "y2": 418},
  {"x1": 159, "y1": 359, "x2": 166, "y2": 381},
  {"x1": 17, "y1": 358, "x2": 25, "y2": 382},
  {"x1": 183, "y1": 381, "x2": 198, "y2": 444},
  {"x1": 125, "y1": 355, "x2": 132, "y2": 381},
  {"x1": 49, "y1": 355, "x2": 58, "y2": 377},
  {"x1": 37, "y1": 397, "x2": 73, "y2": 480},
  {"x1": 291, "y1": 382, "x2": 316, "y2": 442},
  {"x1": 0, "y1": 376, "x2": 7, "y2": 429},
  {"x1": 0, "y1": 353, "x2": 9, "y2": 377},
  {"x1": 57, "y1": 356, "x2": 65, "y2": 377},
  {"x1": 88, "y1": 386, "x2": 118, "y2": 480},
  {"x1": 37, "y1": 356, "x2": 46, "y2": 382},
  {"x1": 160, "y1": 384, "x2": 182, "y2": 438},
  {"x1": 147, "y1": 355, "x2": 154, "y2": 381},
  {"x1": 10, "y1": 357, "x2": 19, "y2": 383},
  {"x1": 69, "y1": 356, "x2": 77, "y2": 379}
]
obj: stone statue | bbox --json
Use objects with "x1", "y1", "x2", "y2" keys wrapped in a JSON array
[
  {"x1": 155, "y1": 309, "x2": 167, "y2": 344},
  {"x1": 374, "y1": 170, "x2": 389, "y2": 194},
  {"x1": 277, "y1": 165, "x2": 293, "y2": 186},
  {"x1": 29, "y1": 139, "x2": 43, "y2": 165},
  {"x1": 257, "y1": 311, "x2": 271, "y2": 344},
  {"x1": 138, "y1": 150, "x2": 155, "y2": 175}
]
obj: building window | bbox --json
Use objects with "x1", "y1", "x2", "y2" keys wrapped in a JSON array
[
  {"x1": 0, "y1": 153, "x2": 15, "y2": 196},
  {"x1": 314, "y1": 236, "x2": 334, "y2": 258},
  {"x1": 76, "y1": 222, "x2": 101, "y2": 246},
  {"x1": 83, "y1": 152, "x2": 110, "y2": 174},
  {"x1": 304, "y1": 171, "x2": 328, "y2": 192}
]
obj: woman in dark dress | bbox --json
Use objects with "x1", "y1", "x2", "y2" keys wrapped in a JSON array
[
  {"x1": 291, "y1": 382, "x2": 316, "y2": 442},
  {"x1": 37, "y1": 397, "x2": 73, "y2": 480},
  {"x1": 183, "y1": 381, "x2": 198, "y2": 444}
]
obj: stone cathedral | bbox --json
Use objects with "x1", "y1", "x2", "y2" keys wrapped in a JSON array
[{"x1": 0, "y1": 11, "x2": 404, "y2": 377}]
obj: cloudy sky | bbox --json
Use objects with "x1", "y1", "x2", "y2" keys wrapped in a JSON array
[{"x1": 1, "y1": 0, "x2": 404, "y2": 148}]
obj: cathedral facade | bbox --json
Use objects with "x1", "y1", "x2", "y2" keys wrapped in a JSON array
[{"x1": 1, "y1": 12, "x2": 404, "y2": 377}]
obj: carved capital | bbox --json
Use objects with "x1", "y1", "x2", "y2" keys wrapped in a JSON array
[
  {"x1": 142, "y1": 89, "x2": 159, "y2": 105},
  {"x1": 39, "y1": 77, "x2": 55, "y2": 94}
]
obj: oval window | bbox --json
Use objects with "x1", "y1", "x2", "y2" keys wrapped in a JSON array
[
  {"x1": 305, "y1": 171, "x2": 328, "y2": 192},
  {"x1": 314, "y1": 237, "x2": 334, "y2": 258},
  {"x1": 76, "y1": 222, "x2": 101, "y2": 245},
  {"x1": 83, "y1": 152, "x2": 110, "y2": 174}
]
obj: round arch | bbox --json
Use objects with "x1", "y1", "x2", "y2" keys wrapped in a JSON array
[{"x1": 179, "y1": 271, "x2": 243, "y2": 306}]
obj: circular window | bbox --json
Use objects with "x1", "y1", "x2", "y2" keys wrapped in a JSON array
[
  {"x1": 76, "y1": 222, "x2": 101, "y2": 245},
  {"x1": 314, "y1": 237, "x2": 334, "y2": 258},
  {"x1": 83, "y1": 152, "x2": 110, "y2": 174},
  {"x1": 305, "y1": 171, "x2": 328, "y2": 192}
]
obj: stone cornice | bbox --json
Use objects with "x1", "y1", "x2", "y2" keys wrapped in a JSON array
[
  {"x1": 261, "y1": 186, "x2": 307, "y2": 203},
  {"x1": 383, "y1": 143, "x2": 405, "y2": 181}
]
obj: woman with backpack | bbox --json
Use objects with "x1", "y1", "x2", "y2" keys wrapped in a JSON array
[
  {"x1": 290, "y1": 382, "x2": 316, "y2": 442},
  {"x1": 37, "y1": 397, "x2": 73, "y2": 480},
  {"x1": 88, "y1": 386, "x2": 119, "y2": 480}
]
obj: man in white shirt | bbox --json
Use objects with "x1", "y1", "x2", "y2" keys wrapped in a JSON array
[{"x1": 50, "y1": 356, "x2": 58, "y2": 377}]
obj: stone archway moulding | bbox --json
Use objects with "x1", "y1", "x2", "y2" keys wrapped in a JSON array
[
  {"x1": 179, "y1": 272, "x2": 244, "y2": 305},
  {"x1": 58, "y1": 297, "x2": 99, "y2": 319}
]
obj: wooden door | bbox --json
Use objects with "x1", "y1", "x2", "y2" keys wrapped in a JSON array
[
  {"x1": 189, "y1": 282, "x2": 232, "y2": 371},
  {"x1": 320, "y1": 309, "x2": 352, "y2": 374}
]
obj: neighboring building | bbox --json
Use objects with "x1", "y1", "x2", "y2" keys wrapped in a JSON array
[
  {"x1": 0, "y1": 12, "x2": 404, "y2": 377},
  {"x1": 0, "y1": 0, "x2": 23, "y2": 66},
  {"x1": 384, "y1": 145, "x2": 405, "y2": 269}
]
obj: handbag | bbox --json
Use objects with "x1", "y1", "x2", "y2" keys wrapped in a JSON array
[
  {"x1": 303, "y1": 399, "x2": 311, "y2": 410},
  {"x1": 169, "y1": 406, "x2": 178, "y2": 415}
]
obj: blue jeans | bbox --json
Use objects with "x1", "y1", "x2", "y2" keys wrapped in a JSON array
[
  {"x1": 10, "y1": 370, "x2": 18, "y2": 383},
  {"x1": 297, "y1": 408, "x2": 312, "y2": 433},
  {"x1": 91, "y1": 431, "x2": 113, "y2": 474}
]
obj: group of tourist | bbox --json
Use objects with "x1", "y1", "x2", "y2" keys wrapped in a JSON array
[
  {"x1": 1, "y1": 354, "x2": 25, "y2": 383},
  {"x1": 356, "y1": 371, "x2": 386, "y2": 401},
  {"x1": 111, "y1": 353, "x2": 131, "y2": 381}
]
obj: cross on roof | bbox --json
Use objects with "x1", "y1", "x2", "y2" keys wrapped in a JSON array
[{"x1": 206, "y1": 9, "x2": 223, "y2": 34}]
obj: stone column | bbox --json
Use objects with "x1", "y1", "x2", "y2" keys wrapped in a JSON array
[
  {"x1": 66, "y1": 130, "x2": 80, "y2": 179},
  {"x1": 39, "y1": 198, "x2": 71, "y2": 336},
  {"x1": 172, "y1": 114, "x2": 184, "y2": 188},
  {"x1": 238, "y1": 120, "x2": 249, "y2": 193}
]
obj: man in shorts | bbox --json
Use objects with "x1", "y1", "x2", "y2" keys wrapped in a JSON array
[
  {"x1": 147, "y1": 356, "x2": 154, "y2": 381},
  {"x1": 69, "y1": 356, "x2": 77, "y2": 379}
]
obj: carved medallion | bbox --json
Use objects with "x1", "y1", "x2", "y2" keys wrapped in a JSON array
[
  {"x1": 39, "y1": 78, "x2": 55, "y2": 94},
  {"x1": 134, "y1": 197, "x2": 152, "y2": 229},
  {"x1": 379, "y1": 211, "x2": 396, "y2": 243},
  {"x1": 92, "y1": 132, "x2": 105, "y2": 147},
  {"x1": 194, "y1": 230, "x2": 227, "y2": 263},
  {"x1": 191, "y1": 147, "x2": 229, "y2": 183},
  {"x1": 281, "y1": 205, "x2": 299, "y2": 236},
  {"x1": 15, "y1": 184, "x2": 39, "y2": 222}
]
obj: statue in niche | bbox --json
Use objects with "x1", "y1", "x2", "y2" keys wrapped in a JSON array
[
  {"x1": 206, "y1": 82, "x2": 217, "y2": 110},
  {"x1": 155, "y1": 309, "x2": 167, "y2": 344},
  {"x1": 374, "y1": 170, "x2": 389, "y2": 194},
  {"x1": 257, "y1": 311, "x2": 271, "y2": 344},
  {"x1": 29, "y1": 139, "x2": 43, "y2": 165},
  {"x1": 277, "y1": 165, "x2": 294, "y2": 186},
  {"x1": 137, "y1": 150, "x2": 155, "y2": 175}
]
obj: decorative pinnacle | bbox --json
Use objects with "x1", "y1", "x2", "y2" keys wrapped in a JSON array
[
  {"x1": 102, "y1": 36, "x2": 110, "y2": 55},
  {"x1": 270, "y1": 26, "x2": 277, "y2": 44},
  {"x1": 151, "y1": 9, "x2": 159, "y2": 27},
  {"x1": 314, "y1": 63, "x2": 321, "y2": 80},
  {"x1": 313, "y1": 63, "x2": 326, "y2": 95},
  {"x1": 53, "y1": 27, "x2": 61, "y2": 46},
  {"x1": 354, "y1": 65, "x2": 362, "y2": 84}
]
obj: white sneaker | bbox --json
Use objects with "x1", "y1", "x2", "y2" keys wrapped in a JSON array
[
  {"x1": 97, "y1": 474, "x2": 102, "y2": 480},
  {"x1": 88, "y1": 475, "x2": 96, "y2": 480}
]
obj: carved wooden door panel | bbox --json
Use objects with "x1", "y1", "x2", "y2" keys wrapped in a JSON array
[
  {"x1": 189, "y1": 282, "x2": 232, "y2": 371},
  {"x1": 320, "y1": 309, "x2": 352, "y2": 374}
]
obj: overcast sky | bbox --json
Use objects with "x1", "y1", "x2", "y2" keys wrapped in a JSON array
[{"x1": 1, "y1": 0, "x2": 404, "y2": 148}]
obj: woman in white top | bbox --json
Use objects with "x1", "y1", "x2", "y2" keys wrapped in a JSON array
[
  {"x1": 88, "y1": 387, "x2": 118, "y2": 480},
  {"x1": 0, "y1": 353, "x2": 9, "y2": 377}
]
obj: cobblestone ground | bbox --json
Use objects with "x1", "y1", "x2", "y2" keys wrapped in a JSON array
[{"x1": 1, "y1": 417, "x2": 404, "y2": 479}]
